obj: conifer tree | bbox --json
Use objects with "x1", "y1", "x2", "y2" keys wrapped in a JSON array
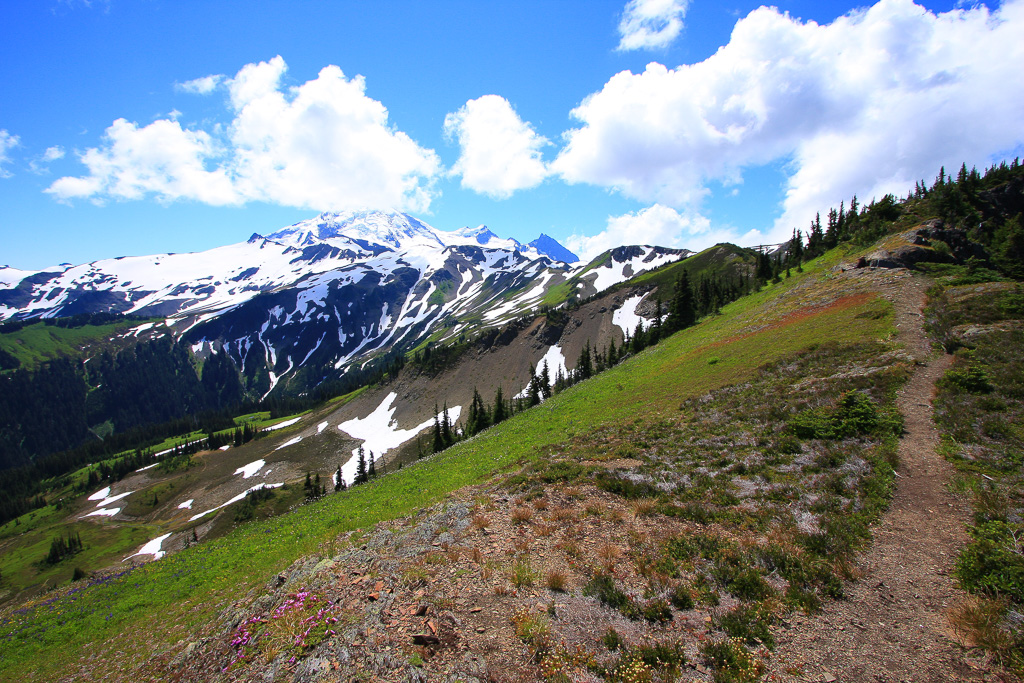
[
  {"x1": 540, "y1": 361, "x2": 552, "y2": 400},
  {"x1": 492, "y1": 387, "x2": 507, "y2": 425},
  {"x1": 432, "y1": 406, "x2": 444, "y2": 453},
  {"x1": 368, "y1": 453, "x2": 376, "y2": 479},
  {"x1": 355, "y1": 447, "x2": 368, "y2": 484},
  {"x1": 440, "y1": 403, "x2": 455, "y2": 447}
]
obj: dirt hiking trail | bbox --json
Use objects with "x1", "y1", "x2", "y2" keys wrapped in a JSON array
[{"x1": 766, "y1": 273, "x2": 1008, "y2": 682}]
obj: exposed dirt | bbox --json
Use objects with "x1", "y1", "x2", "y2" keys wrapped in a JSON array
[{"x1": 764, "y1": 272, "x2": 1012, "y2": 682}]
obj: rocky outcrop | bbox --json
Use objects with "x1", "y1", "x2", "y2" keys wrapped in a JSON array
[{"x1": 857, "y1": 221, "x2": 989, "y2": 270}]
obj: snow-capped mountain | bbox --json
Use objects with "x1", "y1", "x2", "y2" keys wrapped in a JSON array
[{"x1": 0, "y1": 211, "x2": 685, "y2": 396}]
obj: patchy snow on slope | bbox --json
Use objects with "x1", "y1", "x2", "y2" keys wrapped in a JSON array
[
  {"x1": 189, "y1": 483, "x2": 284, "y2": 522},
  {"x1": 135, "y1": 462, "x2": 158, "y2": 472},
  {"x1": 88, "y1": 486, "x2": 111, "y2": 501},
  {"x1": 265, "y1": 417, "x2": 302, "y2": 431},
  {"x1": 587, "y1": 248, "x2": 684, "y2": 293},
  {"x1": 337, "y1": 393, "x2": 461, "y2": 484},
  {"x1": 177, "y1": 499, "x2": 193, "y2": 510},
  {"x1": 234, "y1": 459, "x2": 265, "y2": 479},
  {"x1": 613, "y1": 294, "x2": 651, "y2": 336},
  {"x1": 539, "y1": 345, "x2": 570, "y2": 385},
  {"x1": 275, "y1": 436, "x2": 302, "y2": 451},
  {"x1": 92, "y1": 490, "x2": 133, "y2": 508},
  {"x1": 317, "y1": 421, "x2": 329, "y2": 434},
  {"x1": 83, "y1": 507, "x2": 120, "y2": 518},
  {"x1": 125, "y1": 533, "x2": 172, "y2": 561}
]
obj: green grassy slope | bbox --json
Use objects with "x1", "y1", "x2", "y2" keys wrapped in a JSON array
[
  {"x1": 0, "y1": 320, "x2": 159, "y2": 370},
  {"x1": 0, "y1": 247, "x2": 893, "y2": 678}
]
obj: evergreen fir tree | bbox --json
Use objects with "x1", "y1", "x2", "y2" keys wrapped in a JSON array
[
  {"x1": 355, "y1": 447, "x2": 368, "y2": 484},
  {"x1": 441, "y1": 403, "x2": 454, "y2": 446},
  {"x1": 492, "y1": 386, "x2": 507, "y2": 425},
  {"x1": 432, "y1": 406, "x2": 444, "y2": 453},
  {"x1": 368, "y1": 453, "x2": 376, "y2": 479}
]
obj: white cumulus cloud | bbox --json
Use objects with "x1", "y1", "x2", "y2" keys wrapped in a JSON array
[
  {"x1": 47, "y1": 56, "x2": 442, "y2": 213},
  {"x1": 566, "y1": 204, "x2": 716, "y2": 262},
  {"x1": 444, "y1": 95, "x2": 549, "y2": 199},
  {"x1": 556, "y1": 0, "x2": 1024, "y2": 243},
  {"x1": 617, "y1": 0, "x2": 689, "y2": 51},
  {"x1": 226, "y1": 56, "x2": 441, "y2": 212},
  {"x1": 175, "y1": 74, "x2": 224, "y2": 95},
  {"x1": 0, "y1": 130, "x2": 20, "y2": 178},
  {"x1": 46, "y1": 118, "x2": 237, "y2": 205}
]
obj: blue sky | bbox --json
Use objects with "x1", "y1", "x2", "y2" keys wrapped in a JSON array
[{"x1": 1, "y1": 0, "x2": 1022, "y2": 269}]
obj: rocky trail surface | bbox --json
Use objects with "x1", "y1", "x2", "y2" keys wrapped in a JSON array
[{"x1": 766, "y1": 273, "x2": 1008, "y2": 683}]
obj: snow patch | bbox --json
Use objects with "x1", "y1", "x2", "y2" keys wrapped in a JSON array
[
  {"x1": 189, "y1": 483, "x2": 284, "y2": 521},
  {"x1": 125, "y1": 533, "x2": 172, "y2": 561},
  {"x1": 336, "y1": 393, "x2": 460, "y2": 484},
  {"x1": 88, "y1": 486, "x2": 111, "y2": 501},
  {"x1": 265, "y1": 417, "x2": 302, "y2": 431},
  {"x1": 93, "y1": 490, "x2": 133, "y2": 508},
  {"x1": 84, "y1": 507, "x2": 120, "y2": 518},
  {"x1": 177, "y1": 499, "x2": 193, "y2": 510},
  {"x1": 275, "y1": 436, "x2": 302, "y2": 451},
  {"x1": 234, "y1": 459, "x2": 265, "y2": 479},
  {"x1": 317, "y1": 421, "x2": 329, "y2": 434},
  {"x1": 613, "y1": 294, "x2": 651, "y2": 336}
]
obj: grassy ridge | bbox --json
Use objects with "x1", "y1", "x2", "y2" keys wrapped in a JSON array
[
  {"x1": 0, "y1": 320, "x2": 154, "y2": 370},
  {"x1": 0, "y1": 253, "x2": 893, "y2": 679}
]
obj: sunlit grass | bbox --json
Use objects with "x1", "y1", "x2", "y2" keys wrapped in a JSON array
[{"x1": 0, "y1": 248, "x2": 895, "y2": 679}]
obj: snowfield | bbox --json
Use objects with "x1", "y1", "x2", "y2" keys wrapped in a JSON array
[
  {"x1": 125, "y1": 533, "x2": 172, "y2": 561},
  {"x1": 233, "y1": 459, "x2": 266, "y2": 479},
  {"x1": 613, "y1": 294, "x2": 651, "y2": 336},
  {"x1": 275, "y1": 436, "x2": 303, "y2": 451},
  {"x1": 83, "y1": 507, "x2": 120, "y2": 518},
  {"x1": 336, "y1": 393, "x2": 461, "y2": 484},
  {"x1": 265, "y1": 417, "x2": 302, "y2": 431},
  {"x1": 189, "y1": 483, "x2": 284, "y2": 522}
]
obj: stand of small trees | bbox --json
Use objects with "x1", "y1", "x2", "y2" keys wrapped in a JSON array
[{"x1": 45, "y1": 532, "x2": 84, "y2": 565}]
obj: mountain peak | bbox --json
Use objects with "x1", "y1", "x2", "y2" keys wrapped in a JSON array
[
  {"x1": 529, "y1": 234, "x2": 579, "y2": 264},
  {"x1": 267, "y1": 209, "x2": 443, "y2": 251}
]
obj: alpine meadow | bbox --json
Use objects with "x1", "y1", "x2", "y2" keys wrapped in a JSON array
[{"x1": 1, "y1": 1, "x2": 1023, "y2": 681}]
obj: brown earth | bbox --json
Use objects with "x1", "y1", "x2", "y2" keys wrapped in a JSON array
[{"x1": 764, "y1": 273, "x2": 1013, "y2": 683}]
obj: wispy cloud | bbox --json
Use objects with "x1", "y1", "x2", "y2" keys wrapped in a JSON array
[
  {"x1": 28, "y1": 145, "x2": 65, "y2": 174},
  {"x1": 0, "y1": 130, "x2": 19, "y2": 178},
  {"x1": 175, "y1": 74, "x2": 224, "y2": 95},
  {"x1": 617, "y1": 0, "x2": 689, "y2": 51}
]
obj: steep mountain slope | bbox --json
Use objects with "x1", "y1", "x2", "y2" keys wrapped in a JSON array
[
  {"x1": 0, "y1": 240, "x2": 749, "y2": 606},
  {"x1": 0, "y1": 211, "x2": 683, "y2": 400},
  {"x1": 0, "y1": 237, "x2": 934, "y2": 681}
]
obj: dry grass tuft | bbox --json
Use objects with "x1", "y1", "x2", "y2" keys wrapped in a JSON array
[
  {"x1": 535, "y1": 522, "x2": 556, "y2": 537},
  {"x1": 511, "y1": 507, "x2": 534, "y2": 525},
  {"x1": 633, "y1": 499, "x2": 658, "y2": 517},
  {"x1": 546, "y1": 569, "x2": 568, "y2": 592}
]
